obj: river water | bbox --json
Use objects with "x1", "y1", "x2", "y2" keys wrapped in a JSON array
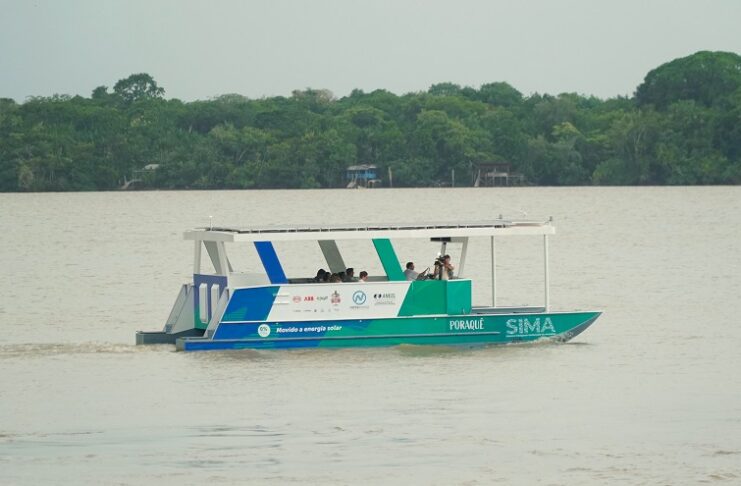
[{"x1": 1, "y1": 187, "x2": 740, "y2": 484}]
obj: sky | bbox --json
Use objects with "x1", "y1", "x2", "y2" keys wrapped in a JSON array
[{"x1": 1, "y1": 0, "x2": 740, "y2": 102}]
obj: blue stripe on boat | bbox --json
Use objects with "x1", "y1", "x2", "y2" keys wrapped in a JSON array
[
  {"x1": 219, "y1": 286, "x2": 280, "y2": 325},
  {"x1": 254, "y1": 241, "x2": 288, "y2": 284}
]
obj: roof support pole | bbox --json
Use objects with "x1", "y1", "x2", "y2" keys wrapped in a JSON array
[
  {"x1": 490, "y1": 236, "x2": 496, "y2": 307},
  {"x1": 254, "y1": 241, "x2": 288, "y2": 284},
  {"x1": 203, "y1": 241, "x2": 232, "y2": 275},
  {"x1": 318, "y1": 240, "x2": 347, "y2": 274},
  {"x1": 372, "y1": 238, "x2": 405, "y2": 281},
  {"x1": 457, "y1": 237, "x2": 469, "y2": 278},
  {"x1": 204, "y1": 241, "x2": 224, "y2": 274},
  {"x1": 194, "y1": 240, "x2": 202, "y2": 274},
  {"x1": 216, "y1": 241, "x2": 230, "y2": 276},
  {"x1": 544, "y1": 234, "x2": 550, "y2": 312}
]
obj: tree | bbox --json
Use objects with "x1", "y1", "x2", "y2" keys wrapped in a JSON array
[
  {"x1": 635, "y1": 51, "x2": 741, "y2": 109},
  {"x1": 3, "y1": 53, "x2": 741, "y2": 192},
  {"x1": 91, "y1": 86, "x2": 109, "y2": 100},
  {"x1": 595, "y1": 109, "x2": 662, "y2": 184},
  {"x1": 428, "y1": 83, "x2": 463, "y2": 97},
  {"x1": 113, "y1": 73, "x2": 165, "y2": 104},
  {"x1": 477, "y1": 82, "x2": 523, "y2": 107},
  {"x1": 479, "y1": 108, "x2": 527, "y2": 163},
  {"x1": 291, "y1": 88, "x2": 334, "y2": 113},
  {"x1": 341, "y1": 106, "x2": 404, "y2": 166},
  {"x1": 410, "y1": 110, "x2": 472, "y2": 183}
]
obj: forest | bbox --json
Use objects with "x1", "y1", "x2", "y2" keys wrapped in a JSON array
[{"x1": 0, "y1": 50, "x2": 739, "y2": 191}]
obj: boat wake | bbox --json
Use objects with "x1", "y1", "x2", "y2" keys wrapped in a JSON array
[{"x1": 0, "y1": 342, "x2": 169, "y2": 359}]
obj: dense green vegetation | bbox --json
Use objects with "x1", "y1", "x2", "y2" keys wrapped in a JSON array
[{"x1": 1, "y1": 51, "x2": 740, "y2": 191}]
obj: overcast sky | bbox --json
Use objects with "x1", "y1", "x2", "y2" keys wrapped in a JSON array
[{"x1": 1, "y1": 0, "x2": 740, "y2": 102}]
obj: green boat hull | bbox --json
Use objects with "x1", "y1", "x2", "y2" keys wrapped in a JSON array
[{"x1": 177, "y1": 311, "x2": 601, "y2": 351}]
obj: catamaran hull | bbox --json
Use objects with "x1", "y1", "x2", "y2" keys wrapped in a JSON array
[{"x1": 176, "y1": 311, "x2": 601, "y2": 351}]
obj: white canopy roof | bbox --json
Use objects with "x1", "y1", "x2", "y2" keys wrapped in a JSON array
[{"x1": 184, "y1": 219, "x2": 555, "y2": 242}]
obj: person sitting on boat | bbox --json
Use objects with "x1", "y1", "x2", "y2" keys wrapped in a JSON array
[
  {"x1": 314, "y1": 268, "x2": 327, "y2": 282},
  {"x1": 358, "y1": 271, "x2": 368, "y2": 282},
  {"x1": 404, "y1": 262, "x2": 418, "y2": 280},
  {"x1": 344, "y1": 267, "x2": 356, "y2": 282},
  {"x1": 443, "y1": 255, "x2": 454, "y2": 280},
  {"x1": 329, "y1": 273, "x2": 342, "y2": 283}
]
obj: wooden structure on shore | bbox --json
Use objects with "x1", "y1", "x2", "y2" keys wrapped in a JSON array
[
  {"x1": 346, "y1": 164, "x2": 382, "y2": 188},
  {"x1": 473, "y1": 163, "x2": 525, "y2": 187},
  {"x1": 120, "y1": 164, "x2": 160, "y2": 190}
]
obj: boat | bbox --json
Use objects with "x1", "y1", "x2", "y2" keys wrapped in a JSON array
[{"x1": 135, "y1": 218, "x2": 601, "y2": 351}]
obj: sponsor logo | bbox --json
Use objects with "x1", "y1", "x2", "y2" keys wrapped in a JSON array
[
  {"x1": 373, "y1": 292, "x2": 396, "y2": 305},
  {"x1": 292, "y1": 296, "x2": 301, "y2": 303},
  {"x1": 257, "y1": 324, "x2": 271, "y2": 338},
  {"x1": 505, "y1": 317, "x2": 556, "y2": 336},
  {"x1": 331, "y1": 291, "x2": 341, "y2": 304},
  {"x1": 316, "y1": 295, "x2": 328, "y2": 302},
  {"x1": 352, "y1": 290, "x2": 367, "y2": 305},
  {"x1": 449, "y1": 318, "x2": 485, "y2": 331},
  {"x1": 303, "y1": 296, "x2": 314, "y2": 302}
]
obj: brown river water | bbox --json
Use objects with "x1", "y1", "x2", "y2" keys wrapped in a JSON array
[{"x1": 1, "y1": 187, "x2": 740, "y2": 484}]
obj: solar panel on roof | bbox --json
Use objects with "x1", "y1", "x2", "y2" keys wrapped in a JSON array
[{"x1": 200, "y1": 219, "x2": 538, "y2": 234}]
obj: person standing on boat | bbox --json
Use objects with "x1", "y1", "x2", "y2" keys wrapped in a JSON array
[
  {"x1": 433, "y1": 259, "x2": 443, "y2": 279},
  {"x1": 443, "y1": 255, "x2": 454, "y2": 280},
  {"x1": 358, "y1": 271, "x2": 368, "y2": 282},
  {"x1": 404, "y1": 262, "x2": 418, "y2": 280}
]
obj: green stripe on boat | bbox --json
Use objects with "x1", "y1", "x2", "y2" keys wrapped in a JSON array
[{"x1": 372, "y1": 238, "x2": 405, "y2": 281}]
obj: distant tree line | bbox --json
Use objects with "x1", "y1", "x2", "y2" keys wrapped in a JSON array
[{"x1": 1, "y1": 50, "x2": 740, "y2": 191}]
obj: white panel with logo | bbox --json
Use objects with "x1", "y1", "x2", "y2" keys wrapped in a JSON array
[{"x1": 266, "y1": 281, "x2": 412, "y2": 321}]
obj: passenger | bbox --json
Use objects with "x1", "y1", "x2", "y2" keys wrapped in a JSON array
[
  {"x1": 329, "y1": 273, "x2": 342, "y2": 283},
  {"x1": 338, "y1": 271, "x2": 347, "y2": 282},
  {"x1": 433, "y1": 259, "x2": 443, "y2": 280},
  {"x1": 344, "y1": 267, "x2": 356, "y2": 282},
  {"x1": 358, "y1": 271, "x2": 368, "y2": 282},
  {"x1": 314, "y1": 268, "x2": 327, "y2": 282},
  {"x1": 404, "y1": 261, "x2": 418, "y2": 281},
  {"x1": 322, "y1": 272, "x2": 330, "y2": 283},
  {"x1": 443, "y1": 254, "x2": 454, "y2": 280}
]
